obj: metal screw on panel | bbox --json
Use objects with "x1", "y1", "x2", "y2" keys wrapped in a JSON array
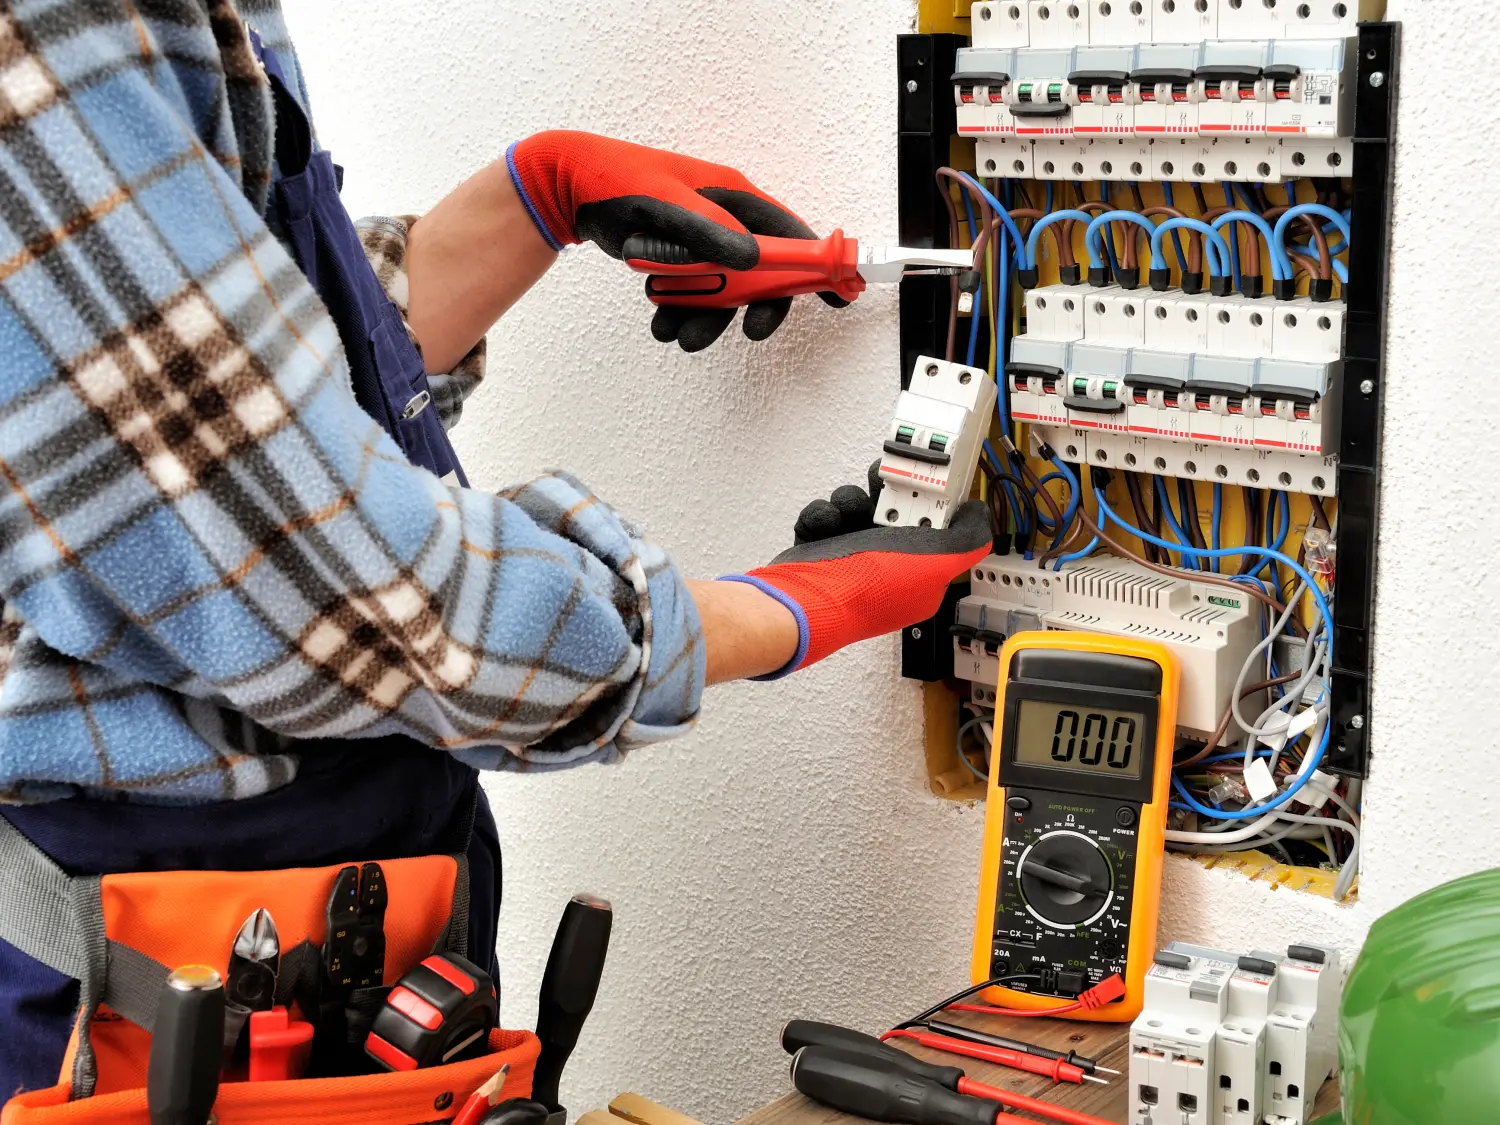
[
  {"x1": 906, "y1": 79, "x2": 919, "y2": 93},
  {"x1": 910, "y1": 627, "x2": 922, "y2": 640},
  {"x1": 1359, "y1": 379, "x2": 1374, "y2": 394},
  {"x1": 1369, "y1": 71, "x2": 1384, "y2": 88},
  {"x1": 1350, "y1": 714, "x2": 1365, "y2": 729}
]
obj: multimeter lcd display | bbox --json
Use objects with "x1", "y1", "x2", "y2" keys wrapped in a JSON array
[{"x1": 1012, "y1": 699, "x2": 1146, "y2": 778}]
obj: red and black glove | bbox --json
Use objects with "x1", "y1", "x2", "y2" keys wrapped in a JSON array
[
  {"x1": 719, "y1": 462, "x2": 992, "y2": 678},
  {"x1": 506, "y1": 130, "x2": 846, "y2": 351}
]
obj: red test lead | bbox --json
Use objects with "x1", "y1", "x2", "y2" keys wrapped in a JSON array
[{"x1": 881, "y1": 1028, "x2": 1105, "y2": 1085}]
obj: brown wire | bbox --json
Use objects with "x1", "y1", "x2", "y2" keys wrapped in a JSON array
[
  {"x1": 1124, "y1": 472, "x2": 1162, "y2": 564},
  {"x1": 1179, "y1": 480, "x2": 1206, "y2": 550},
  {"x1": 1138, "y1": 206, "x2": 1202, "y2": 275},
  {"x1": 1174, "y1": 672, "x2": 1303, "y2": 767},
  {"x1": 1201, "y1": 204, "x2": 1262, "y2": 277},
  {"x1": 1003, "y1": 208, "x2": 1073, "y2": 268}
]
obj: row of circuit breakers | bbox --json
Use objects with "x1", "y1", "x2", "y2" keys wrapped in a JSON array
[{"x1": 958, "y1": 0, "x2": 1367, "y2": 180}]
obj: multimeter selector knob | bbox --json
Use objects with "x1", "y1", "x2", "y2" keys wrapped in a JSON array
[{"x1": 1020, "y1": 833, "x2": 1113, "y2": 927}]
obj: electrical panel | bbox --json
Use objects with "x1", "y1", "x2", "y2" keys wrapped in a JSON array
[
  {"x1": 900, "y1": 0, "x2": 1392, "y2": 918},
  {"x1": 1129, "y1": 941, "x2": 1342, "y2": 1125}
]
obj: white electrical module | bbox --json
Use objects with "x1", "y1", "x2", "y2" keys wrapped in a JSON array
[
  {"x1": 953, "y1": 551, "x2": 1260, "y2": 734},
  {"x1": 1130, "y1": 944, "x2": 1236, "y2": 1125},
  {"x1": 877, "y1": 356, "x2": 997, "y2": 529},
  {"x1": 1263, "y1": 944, "x2": 1342, "y2": 1125}
]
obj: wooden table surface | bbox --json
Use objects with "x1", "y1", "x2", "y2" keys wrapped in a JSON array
[{"x1": 735, "y1": 1012, "x2": 1338, "y2": 1125}]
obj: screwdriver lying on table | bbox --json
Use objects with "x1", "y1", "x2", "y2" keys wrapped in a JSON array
[
  {"x1": 622, "y1": 231, "x2": 975, "y2": 309},
  {"x1": 789, "y1": 1044, "x2": 1116, "y2": 1125},
  {"x1": 785, "y1": 1021, "x2": 1106, "y2": 1086}
]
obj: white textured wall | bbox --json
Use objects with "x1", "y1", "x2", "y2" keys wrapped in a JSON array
[{"x1": 284, "y1": 0, "x2": 1500, "y2": 1120}]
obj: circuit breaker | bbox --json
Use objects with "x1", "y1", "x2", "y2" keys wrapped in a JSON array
[{"x1": 879, "y1": 356, "x2": 998, "y2": 528}]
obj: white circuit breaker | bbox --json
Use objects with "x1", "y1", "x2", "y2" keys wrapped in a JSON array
[
  {"x1": 1262, "y1": 944, "x2": 1342, "y2": 1125},
  {"x1": 963, "y1": 3, "x2": 1363, "y2": 182},
  {"x1": 877, "y1": 356, "x2": 997, "y2": 529},
  {"x1": 1131, "y1": 945, "x2": 1237, "y2": 1125},
  {"x1": 1130, "y1": 942, "x2": 1343, "y2": 1125},
  {"x1": 953, "y1": 551, "x2": 1260, "y2": 733},
  {"x1": 1007, "y1": 284, "x2": 1343, "y2": 496}
]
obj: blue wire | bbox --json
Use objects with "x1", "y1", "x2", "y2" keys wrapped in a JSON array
[
  {"x1": 996, "y1": 207, "x2": 1013, "y2": 437},
  {"x1": 1054, "y1": 535, "x2": 1100, "y2": 570},
  {"x1": 1083, "y1": 211, "x2": 1158, "y2": 272},
  {"x1": 1210, "y1": 211, "x2": 1291, "y2": 280},
  {"x1": 1048, "y1": 456, "x2": 1082, "y2": 552},
  {"x1": 1045, "y1": 182, "x2": 1053, "y2": 212},
  {"x1": 1211, "y1": 482, "x2": 1223, "y2": 574},
  {"x1": 953, "y1": 172, "x2": 1027, "y2": 271},
  {"x1": 1272, "y1": 204, "x2": 1351, "y2": 283},
  {"x1": 1149, "y1": 219, "x2": 1232, "y2": 276},
  {"x1": 1222, "y1": 183, "x2": 1241, "y2": 292},
  {"x1": 1092, "y1": 487, "x2": 1335, "y2": 819},
  {"x1": 1024, "y1": 209, "x2": 1097, "y2": 271},
  {"x1": 1160, "y1": 182, "x2": 1188, "y2": 273},
  {"x1": 1153, "y1": 476, "x2": 1197, "y2": 570}
]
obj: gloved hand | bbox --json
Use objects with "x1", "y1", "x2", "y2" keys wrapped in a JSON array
[
  {"x1": 506, "y1": 130, "x2": 846, "y2": 351},
  {"x1": 719, "y1": 462, "x2": 992, "y2": 678}
]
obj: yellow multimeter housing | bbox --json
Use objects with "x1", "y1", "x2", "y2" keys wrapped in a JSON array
[{"x1": 969, "y1": 631, "x2": 1179, "y2": 1022}]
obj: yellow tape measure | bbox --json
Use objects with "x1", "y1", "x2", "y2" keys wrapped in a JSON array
[{"x1": 970, "y1": 631, "x2": 1179, "y2": 1022}]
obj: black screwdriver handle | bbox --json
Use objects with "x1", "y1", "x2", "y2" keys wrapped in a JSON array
[
  {"x1": 148, "y1": 965, "x2": 225, "y2": 1125},
  {"x1": 781, "y1": 1021, "x2": 964, "y2": 1090},
  {"x1": 791, "y1": 1047, "x2": 999, "y2": 1125},
  {"x1": 533, "y1": 893, "x2": 613, "y2": 1113}
]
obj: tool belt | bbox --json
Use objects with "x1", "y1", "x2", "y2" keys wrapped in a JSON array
[{"x1": 0, "y1": 816, "x2": 539, "y2": 1124}]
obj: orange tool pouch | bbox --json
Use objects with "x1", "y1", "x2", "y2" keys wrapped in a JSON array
[{"x1": 0, "y1": 817, "x2": 539, "y2": 1125}]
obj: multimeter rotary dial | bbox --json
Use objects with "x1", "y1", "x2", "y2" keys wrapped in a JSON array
[{"x1": 1017, "y1": 829, "x2": 1115, "y2": 928}]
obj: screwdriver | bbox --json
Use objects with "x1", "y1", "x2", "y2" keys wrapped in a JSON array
[
  {"x1": 883, "y1": 1028, "x2": 1105, "y2": 1085},
  {"x1": 533, "y1": 893, "x2": 613, "y2": 1125},
  {"x1": 919, "y1": 1021, "x2": 1120, "y2": 1078},
  {"x1": 784, "y1": 1020, "x2": 1103, "y2": 1086},
  {"x1": 790, "y1": 1045, "x2": 1116, "y2": 1125},
  {"x1": 147, "y1": 965, "x2": 225, "y2": 1125}
]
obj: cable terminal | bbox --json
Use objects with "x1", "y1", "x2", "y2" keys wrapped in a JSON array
[
  {"x1": 1303, "y1": 527, "x2": 1336, "y2": 579},
  {"x1": 1207, "y1": 777, "x2": 1249, "y2": 806}
]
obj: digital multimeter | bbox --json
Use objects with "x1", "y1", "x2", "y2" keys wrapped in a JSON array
[{"x1": 970, "y1": 631, "x2": 1180, "y2": 1022}]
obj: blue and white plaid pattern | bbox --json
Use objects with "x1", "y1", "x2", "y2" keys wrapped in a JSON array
[{"x1": 0, "y1": 0, "x2": 704, "y2": 803}]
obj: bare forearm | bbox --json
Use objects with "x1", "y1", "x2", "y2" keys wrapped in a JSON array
[
  {"x1": 687, "y1": 580, "x2": 799, "y2": 684},
  {"x1": 406, "y1": 160, "x2": 557, "y2": 373}
]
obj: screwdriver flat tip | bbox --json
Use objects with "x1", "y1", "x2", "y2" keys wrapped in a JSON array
[{"x1": 1083, "y1": 1074, "x2": 1110, "y2": 1085}]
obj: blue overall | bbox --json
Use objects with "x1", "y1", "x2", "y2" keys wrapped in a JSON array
[{"x1": 0, "y1": 37, "x2": 495, "y2": 1097}]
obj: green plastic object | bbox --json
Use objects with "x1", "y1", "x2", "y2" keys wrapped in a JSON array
[{"x1": 1324, "y1": 865, "x2": 1500, "y2": 1124}]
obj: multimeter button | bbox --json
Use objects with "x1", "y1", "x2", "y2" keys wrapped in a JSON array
[
  {"x1": 1006, "y1": 796, "x2": 1032, "y2": 812},
  {"x1": 1115, "y1": 806, "x2": 1136, "y2": 827},
  {"x1": 1056, "y1": 971, "x2": 1087, "y2": 996}
]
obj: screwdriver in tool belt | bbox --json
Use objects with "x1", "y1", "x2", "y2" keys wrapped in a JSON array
[
  {"x1": 790, "y1": 1044, "x2": 1117, "y2": 1125},
  {"x1": 918, "y1": 1021, "x2": 1120, "y2": 1078}
]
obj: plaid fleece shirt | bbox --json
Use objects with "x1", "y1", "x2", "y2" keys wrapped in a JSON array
[{"x1": 0, "y1": 0, "x2": 705, "y2": 803}]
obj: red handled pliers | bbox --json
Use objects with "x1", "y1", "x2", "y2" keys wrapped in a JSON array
[{"x1": 622, "y1": 230, "x2": 975, "y2": 308}]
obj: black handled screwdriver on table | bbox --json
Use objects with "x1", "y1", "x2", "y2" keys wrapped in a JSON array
[{"x1": 786, "y1": 1040, "x2": 1116, "y2": 1125}]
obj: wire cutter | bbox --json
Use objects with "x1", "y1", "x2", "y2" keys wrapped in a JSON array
[
  {"x1": 622, "y1": 230, "x2": 975, "y2": 308},
  {"x1": 224, "y1": 908, "x2": 279, "y2": 1051}
]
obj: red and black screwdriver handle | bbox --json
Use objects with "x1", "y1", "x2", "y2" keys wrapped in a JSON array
[{"x1": 621, "y1": 231, "x2": 867, "y2": 308}]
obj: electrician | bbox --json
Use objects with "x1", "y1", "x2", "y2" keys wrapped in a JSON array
[{"x1": 0, "y1": 0, "x2": 988, "y2": 1098}]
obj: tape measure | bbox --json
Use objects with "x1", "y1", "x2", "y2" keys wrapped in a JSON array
[{"x1": 970, "y1": 631, "x2": 1179, "y2": 1022}]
